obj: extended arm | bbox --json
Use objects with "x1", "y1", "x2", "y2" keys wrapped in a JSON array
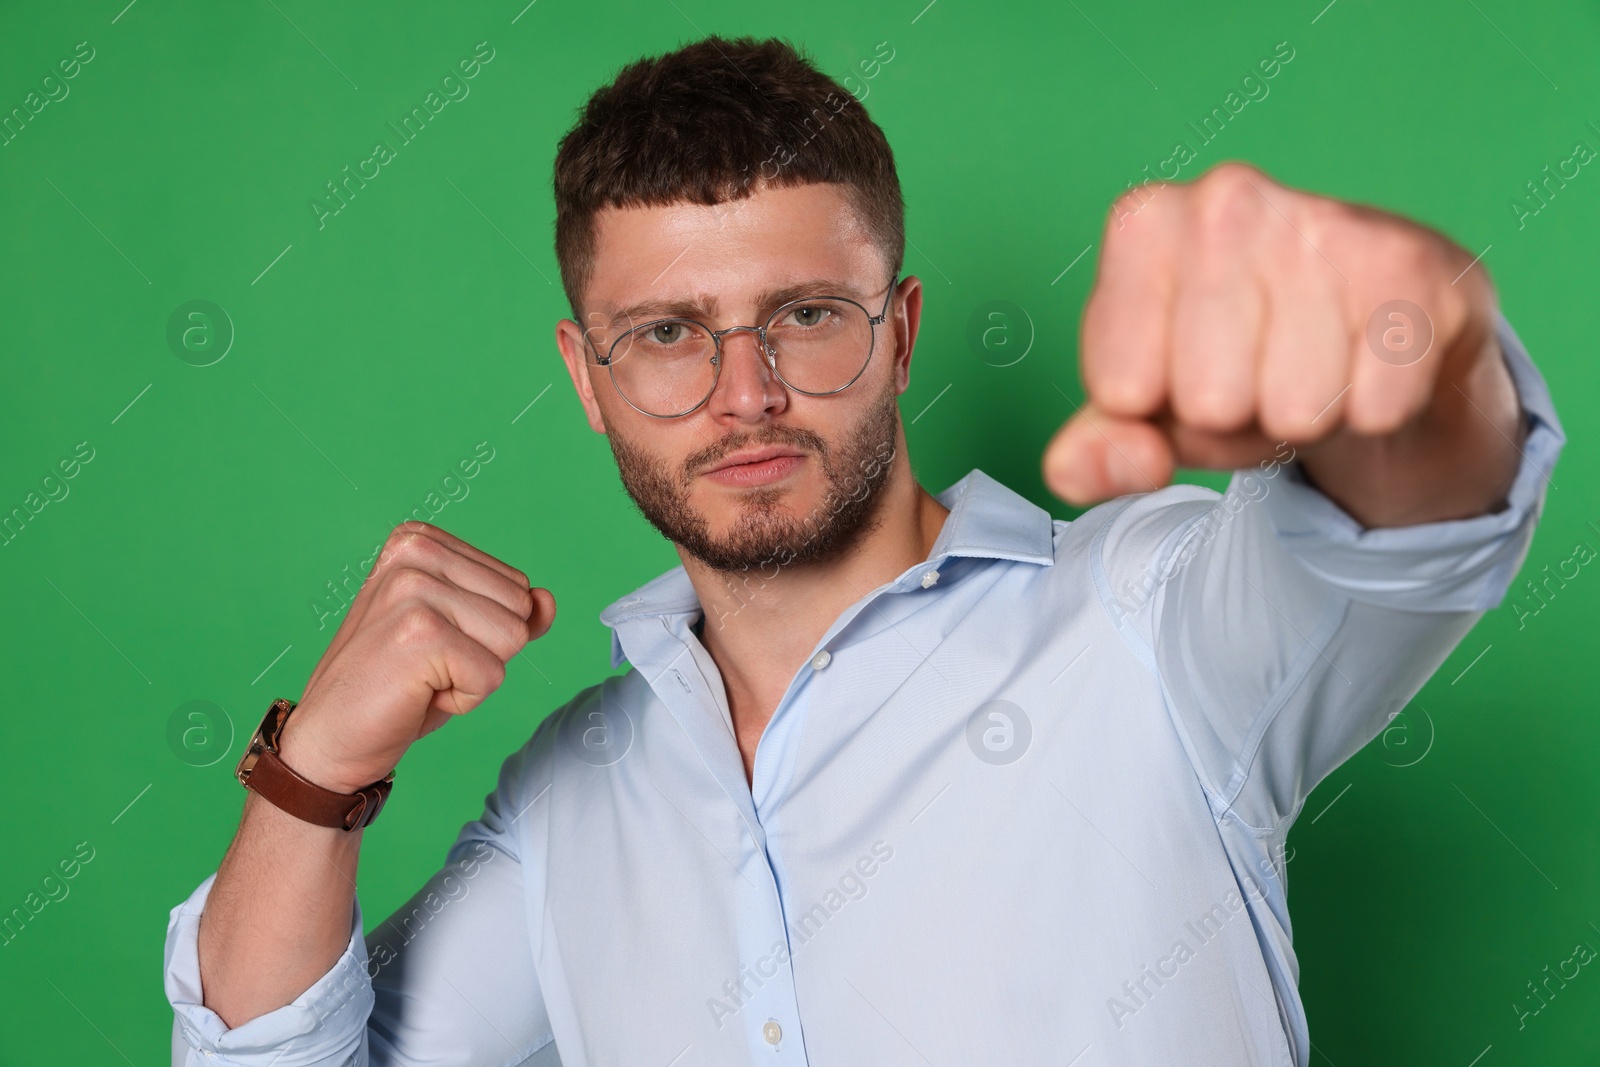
[
  {"x1": 1092, "y1": 306, "x2": 1563, "y2": 830},
  {"x1": 1045, "y1": 160, "x2": 1529, "y2": 531}
]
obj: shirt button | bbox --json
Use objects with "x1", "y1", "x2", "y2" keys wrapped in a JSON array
[
  {"x1": 811, "y1": 650, "x2": 831, "y2": 670},
  {"x1": 920, "y1": 570, "x2": 940, "y2": 588},
  {"x1": 763, "y1": 1019, "x2": 783, "y2": 1045}
]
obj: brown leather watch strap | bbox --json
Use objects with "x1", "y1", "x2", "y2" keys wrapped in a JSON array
[{"x1": 236, "y1": 698, "x2": 394, "y2": 832}]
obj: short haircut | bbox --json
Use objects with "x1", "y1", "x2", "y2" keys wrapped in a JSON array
[{"x1": 552, "y1": 34, "x2": 906, "y2": 319}]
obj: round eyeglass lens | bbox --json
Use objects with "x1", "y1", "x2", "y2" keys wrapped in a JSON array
[
  {"x1": 607, "y1": 319, "x2": 719, "y2": 417},
  {"x1": 763, "y1": 298, "x2": 873, "y2": 394}
]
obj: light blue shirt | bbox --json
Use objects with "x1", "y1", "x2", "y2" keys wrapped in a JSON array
[{"x1": 166, "y1": 310, "x2": 1564, "y2": 1066}]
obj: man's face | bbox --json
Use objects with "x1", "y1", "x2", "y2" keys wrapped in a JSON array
[{"x1": 555, "y1": 182, "x2": 922, "y2": 574}]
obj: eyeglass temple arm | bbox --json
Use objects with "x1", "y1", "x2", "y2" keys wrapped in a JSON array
[{"x1": 871, "y1": 274, "x2": 901, "y2": 324}]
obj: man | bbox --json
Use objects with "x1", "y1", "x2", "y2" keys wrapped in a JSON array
[{"x1": 165, "y1": 33, "x2": 1564, "y2": 1067}]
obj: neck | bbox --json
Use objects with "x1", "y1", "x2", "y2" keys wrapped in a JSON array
[{"x1": 682, "y1": 453, "x2": 950, "y2": 718}]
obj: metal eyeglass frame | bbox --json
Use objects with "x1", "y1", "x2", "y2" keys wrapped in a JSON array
[{"x1": 583, "y1": 274, "x2": 901, "y2": 419}]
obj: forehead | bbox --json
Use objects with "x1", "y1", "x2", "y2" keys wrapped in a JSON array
[{"x1": 584, "y1": 182, "x2": 886, "y2": 323}]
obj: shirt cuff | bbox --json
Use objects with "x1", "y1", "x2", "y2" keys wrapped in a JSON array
[
  {"x1": 164, "y1": 871, "x2": 372, "y2": 1065},
  {"x1": 1250, "y1": 307, "x2": 1566, "y2": 613}
]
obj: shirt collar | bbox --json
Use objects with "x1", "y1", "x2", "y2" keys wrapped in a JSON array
[{"x1": 597, "y1": 468, "x2": 1056, "y2": 664}]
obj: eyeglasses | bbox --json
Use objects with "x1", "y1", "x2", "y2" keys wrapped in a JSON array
[{"x1": 583, "y1": 275, "x2": 900, "y2": 419}]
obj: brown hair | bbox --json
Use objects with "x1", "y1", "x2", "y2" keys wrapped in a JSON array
[{"x1": 552, "y1": 34, "x2": 905, "y2": 320}]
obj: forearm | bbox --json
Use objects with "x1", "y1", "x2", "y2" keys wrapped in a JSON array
[
  {"x1": 1299, "y1": 325, "x2": 1528, "y2": 529},
  {"x1": 196, "y1": 737, "x2": 364, "y2": 1030}
]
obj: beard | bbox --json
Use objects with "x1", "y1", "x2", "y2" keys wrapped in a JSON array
[{"x1": 606, "y1": 381, "x2": 901, "y2": 575}]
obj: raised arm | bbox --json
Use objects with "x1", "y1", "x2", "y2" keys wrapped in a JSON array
[
  {"x1": 167, "y1": 731, "x2": 564, "y2": 1066},
  {"x1": 164, "y1": 521, "x2": 557, "y2": 1063}
]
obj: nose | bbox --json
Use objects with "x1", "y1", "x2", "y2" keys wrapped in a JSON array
[{"x1": 706, "y1": 327, "x2": 787, "y2": 421}]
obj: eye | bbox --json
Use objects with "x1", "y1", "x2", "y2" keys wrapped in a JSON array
[
  {"x1": 786, "y1": 305, "x2": 832, "y2": 327},
  {"x1": 649, "y1": 322, "x2": 686, "y2": 343}
]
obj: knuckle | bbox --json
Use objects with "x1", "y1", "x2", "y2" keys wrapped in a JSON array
[
  {"x1": 1198, "y1": 161, "x2": 1259, "y2": 199},
  {"x1": 386, "y1": 520, "x2": 433, "y2": 546},
  {"x1": 1206, "y1": 160, "x2": 1262, "y2": 185},
  {"x1": 1194, "y1": 188, "x2": 1256, "y2": 247},
  {"x1": 1440, "y1": 245, "x2": 1485, "y2": 297},
  {"x1": 383, "y1": 565, "x2": 440, "y2": 604},
  {"x1": 380, "y1": 522, "x2": 435, "y2": 565},
  {"x1": 1203, "y1": 162, "x2": 1269, "y2": 207},
  {"x1": 1371, "y1": 225, "x2": 1432, "y2": 278},
  {"x1": 1304, "y1": 196, "x2": 1348, "y2": 244},
  {"x1": 393, "y1": 603, "x2": 447, "y2": 647},
  {"x1": 1406, "y1": 237, "x2": 1447, "y2": 283}
]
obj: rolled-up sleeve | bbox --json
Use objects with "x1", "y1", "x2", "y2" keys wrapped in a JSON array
[
  {"x1": 165, "y1": 872, "x2": 373, "y2": 1066},
  {"x1": 164, "y1": 714, "x2": 564, "y2": 1066}
]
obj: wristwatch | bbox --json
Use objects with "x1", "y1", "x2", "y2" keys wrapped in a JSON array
[{"x1": 235, "y1": 698, "x2": 394, "y2": 832}]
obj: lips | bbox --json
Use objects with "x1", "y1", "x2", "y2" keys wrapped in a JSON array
[{"x1": 704, "y1": 446, "x2": 807, "y2": 475}]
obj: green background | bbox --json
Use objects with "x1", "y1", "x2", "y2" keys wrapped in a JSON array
[{"x1": 1, "y1": 0, "x2": 1595, "y2": 1062}]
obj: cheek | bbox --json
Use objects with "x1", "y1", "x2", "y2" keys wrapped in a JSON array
[
  {"x1": 590, "y1": 365, "x2": 633, "y2": 414},
  {"x1": 607, "y1": 420, "x2": 672, "y2": 480}
]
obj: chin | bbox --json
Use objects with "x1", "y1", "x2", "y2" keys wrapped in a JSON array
[{"x1": 696, "y1": 475, "x2": 814, "y2": 525}]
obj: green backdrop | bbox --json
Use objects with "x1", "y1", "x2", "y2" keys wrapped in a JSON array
[{"x1": 2, "y1": 0, "x2": 1595, "y2": 1062}]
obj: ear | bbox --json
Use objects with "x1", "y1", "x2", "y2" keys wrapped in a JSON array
[
  {"x1": 890, "y1": 276, "x2": 923, "y2": 396},
  {"x1": 555, "y1": 318, "x2": 608, "y2": 434}
]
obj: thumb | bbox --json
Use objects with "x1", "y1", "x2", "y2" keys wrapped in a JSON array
[{"x1": 1042, "y1": 400, "x2": 1175, "y2": 506}]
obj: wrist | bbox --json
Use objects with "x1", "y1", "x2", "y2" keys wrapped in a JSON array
[
  {"x1": 276, "y1": 717, "x2": 376, "y2": 796},
  {"x1": 235, "y1": 698, "x2": 396, "y2": 832}
]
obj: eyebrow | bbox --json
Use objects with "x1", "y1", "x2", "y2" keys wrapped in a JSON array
[{"x1": 605, "y1": 277, "x2": 867, "y2": 329}]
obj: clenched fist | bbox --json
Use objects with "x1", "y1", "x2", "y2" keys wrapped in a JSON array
[
  {"x1": 1044, "y1": 161, "x2": 1524, "y2": 528},
  {"x1": 277, "y1": 521, "x2": 557, "y2": 795}
]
